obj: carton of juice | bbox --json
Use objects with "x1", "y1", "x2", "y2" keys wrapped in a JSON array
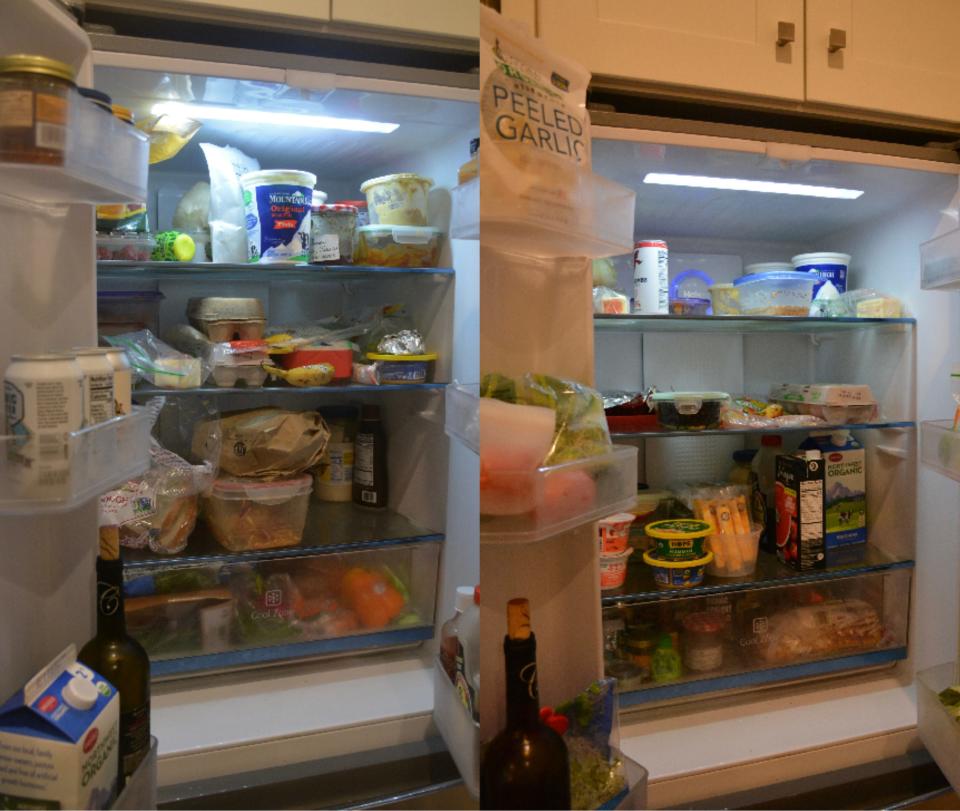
[
  {"x1": 0, "y1": 646, "x2": 119, "y2": 809},
  {"x1": 775, "y1": 451, "x2": 826, "y2": 571},
  {"x1": 801, "y1": 431, "x2": 867, "y2": 566}
]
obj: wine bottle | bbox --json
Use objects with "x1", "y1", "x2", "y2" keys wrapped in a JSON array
[
  {"x1": 78, "y1": 527, "x2": 150, "y2": 786},
  {"x1": 480, "y1": 598, "x2": 571, "y2": 810}
]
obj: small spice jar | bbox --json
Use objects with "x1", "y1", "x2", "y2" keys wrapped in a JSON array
[
  {"x1": 311, "y1": 203, "x2": 358, "y2": 265},
  {"x1": 0, "y1": 54, "x2": 76, "y2": 165},
  {"x1": 682, "y1": 611, "x2": 725, "y2": 673}
]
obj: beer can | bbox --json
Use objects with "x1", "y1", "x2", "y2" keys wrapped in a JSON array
[{"x1": 633, "y1": 239, "x2": 669, "y2": 314}]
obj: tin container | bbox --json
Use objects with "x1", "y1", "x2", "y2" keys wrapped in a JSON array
[
  {"x1": 0, "y1": 54, "x2": 76, "y2": 165},
  {"x1": 187, "y1": 297, "x2": 266, "y2": 342},
  {"x1": 72, "y1": 349, "x2": 116, "y2": 426},
  {"x1": 632, "y1": 240, "x2": 669, "y2": 315}
]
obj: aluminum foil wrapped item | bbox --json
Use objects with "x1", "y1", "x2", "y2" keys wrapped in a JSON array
[{"x1": 377, "y1": 329, "x2": 425, "y2": 355}]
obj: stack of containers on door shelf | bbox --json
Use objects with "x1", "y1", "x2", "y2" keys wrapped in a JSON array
[{"x1": 477, "y1": 9, "x2": 640, "y2": 801}]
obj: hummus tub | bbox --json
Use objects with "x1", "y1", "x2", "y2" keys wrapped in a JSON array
[
  {"x1": 643, "y1": 549, "x2": 713, "y2": 590},
  {"x1": 241, "y1": 169, "x2": 316, "y2": 263},
  {"x1": 645, "y1": 518, "x2": 712, "y2": 560}
]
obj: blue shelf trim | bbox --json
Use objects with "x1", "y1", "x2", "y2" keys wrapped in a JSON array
[
  {"x1": 618, "y1": 647, "x2": 908, "y2": 706},
  {"x1": 613, "y1": 420, "x2": 916, "y2": 439},
  {"x1": 132, "y1": 383, "x2": 447, "y2": 397},
  {"x1": 123, "y1": 533, "x2": 445, "y2": 570},
  {"x1": 150, "y1": 625, "x2": 434, "y2": 677}
]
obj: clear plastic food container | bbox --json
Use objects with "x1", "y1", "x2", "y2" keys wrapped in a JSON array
[
  {"x1": 734, "y1": 270, "x2": 817, "y2": 316},
  {"x1": 706, "y1": 525, "x2": 762, "y2": 577},
  {"x1": 367, "y1": 352, "x2": 437, "y2": 384},
  {"x1": 360, "y1": 173, "x2": 433, "y2": 226},
  {"x1": 650, "y1": 392, "x2": 729, "y2": 431},
  {"x1": 96, "y1": 232, "x2": 156, "y2": 261},
  {"x1": 203, "y1": 475, "x2": 313, "y2": 551},
  {"x1": 708, "y1": 283, "x2": 739, "y2": 315},
  {"x1": 355, "y1": 225, "x2": 441, "y2": 268}
]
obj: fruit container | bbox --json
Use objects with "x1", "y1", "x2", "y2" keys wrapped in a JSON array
[
  {"x1": 354, "y1": 225, "x2": 441, "y2": 268},
  {"x1": 645, "y1": 519, "x2": 712, "y2": 561},
  {"x1": 733, "y1": 270, "x2": 817, "y2": 316},
  {"x1": 96, "y1": 232, "x2": 156, "y2": 261},
  {"x1": 706, "y1": 524, "x2": 763, "y2": 577},
  {"x1": 367, "y1": 352, "x2": 437, "y2": 384},
  {"x1": 643, "y1": 549, "x2": 713, "y2": 590},
  {"x1": 708, "y1": 283, "x2": 740, "y2": 315},
  {"x1": 650, "y1": 391, "x2": 729, "y2": 431},
  {"x1": 360, "y1": 173, "x2": 433, "y2": 226},
  {"x1": 600, "y1": 548, "x2": 633, "y2": 590},
  {"x1": 597, "y1": 512, "x2": 636, "y2": 555},
  {"x1": 203, "y1": 475, "x2": 312, "y2": 551},
  {"x1": 187, "y1": 297, "x2": 266, "y2": 342},
  {"x1": 97, "y1": 290, "x2": 164, "y2": 336},
  {"x1": 281, "y1": 346, "x2": 353, "y2": 382}
]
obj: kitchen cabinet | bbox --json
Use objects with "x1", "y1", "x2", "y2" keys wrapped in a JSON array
[
  {"x1": 537, "y1": 0, "x2": 805, "y2": 101},
  {"x1": 331, "y1": 0, "x2": 477, "y2": 40},
  {"x1": 805, "y1": 0, "x2": 960, "y2": 123},
  {"x1": 93, "y1": 0, "x2": 332, "y2": 22}
]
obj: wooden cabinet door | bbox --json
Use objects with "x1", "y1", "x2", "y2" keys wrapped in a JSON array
[
  {"x1": 805, "y1": 0, "x2": 960, "y2": 123},
  {"x1": 537, "y1": 0, "x2": 805, "y2": 100},
  {"x1": 161, "y1": 0, "x2": 330, "y2": 20},
  {"x1": 331, "y1": 0, "x2": 477, "y2": 40}
]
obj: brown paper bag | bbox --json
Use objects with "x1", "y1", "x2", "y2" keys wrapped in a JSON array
[{"x1": 193, "y1": 408, "x2": 330, "y2": 479}]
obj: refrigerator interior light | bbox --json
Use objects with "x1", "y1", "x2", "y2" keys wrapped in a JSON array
[
  {"x1": 643, "y1": 172, "x2": 864, "y2": 199},
  {"x1": 150, "y1": 101, "x2": 400, "y2": 133}
]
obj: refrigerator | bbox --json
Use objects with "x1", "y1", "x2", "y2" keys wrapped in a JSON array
[{"x1": 0, "y1": 0, "x2": 479, "y2": 800}]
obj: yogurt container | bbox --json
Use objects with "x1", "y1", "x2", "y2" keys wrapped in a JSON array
[
  {"x1": 645, "y1": 518, "x2": 712, "y2": 560},
  {"x1": 599, "y1": 548, "x2": 633, "y2": 590},
  {"x1": 708, "y1": 283, "x2": 739, "y2": 315},
  {"x1": 360, "y1": 173, "x2": 433, "y2": 226},
  {"x1": 240, "y1": 169, "x2": 316, "y2": 263},
  {"x1": 643, "y1": 549, "x2": 713, "y2": 590},
  {"x1": 597, "y1": 512, "x2": 636, "y2": 555},
  {"x1": 792, "y1": 252, "x2": 851, "y2": 294},
  {"x1": 744, "y1": 262, "x2": 792, "y2": 274}
]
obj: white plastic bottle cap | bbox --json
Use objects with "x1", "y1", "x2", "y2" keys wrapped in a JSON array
[
  {"x1": 62, "y1": 676, "x2": 99, "y2": 711},
  {"x1": 455, "y1": 586, "x2": 474, "y2": 612}
]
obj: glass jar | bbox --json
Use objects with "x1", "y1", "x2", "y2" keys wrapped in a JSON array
[
  {"x1": 682, "y1": 611, "x2": 725, "y2": 672},
  {"x1": 311, "y1": 204, "x2": 358, "y2": 265},
  {"x1": 0, "y1": 54, "x2": 76, "y2": 165}
]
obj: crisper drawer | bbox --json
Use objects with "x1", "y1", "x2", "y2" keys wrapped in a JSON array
[
  {"x1": 604, "y1": 566, "x2": 911, "y2": 707},
  {"x1": 123, "y1": 540, "x2": 441, "y2": 677}
]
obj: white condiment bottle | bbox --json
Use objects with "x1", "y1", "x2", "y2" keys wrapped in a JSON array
[
  {"x1": 103, "y1": 347, "x2": 132, "y2": 416},
  {"x1": 72, "y1": 348, "x2": 116, "y2": 425}
]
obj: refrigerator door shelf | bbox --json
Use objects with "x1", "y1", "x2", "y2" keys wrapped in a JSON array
[
  {"x1": 111, "y1": 736, "x2": 157, "y2": 810},
  {"x1": 920, "y1": 420, "x2": 960, "y2": 481},
  {"x1": 480, "y1": 445, "x2": 638, "y2": 544},
  {"x1": 432, "y1": 657, "x2": 479, "y2": 798},
  {"x1": 450, "y1": 178, "x2": 479, "y2": 241},
  {"x1": 0, "y1": 87, "x2": 148, "y2": 207},
  {"x1": 917, "y1": 662, "x2": 960, "y2": 794},
  {"x1": 921, "y1": 228, "x2": 960, "y2": 291},
  {"x1": 0, "y1": 408, "x2": 152, "y2": 515},
  {"x1": 444, "y1": 382, "x2": 478, "y2": 454}
]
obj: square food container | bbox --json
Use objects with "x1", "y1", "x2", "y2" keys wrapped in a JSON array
[
  {"x1": 650, "y1": 392, "x2": 729, "y2": 431},
  {"x1": 367, "y1": 352, "x2": 437, "y2": 384},
  {"x1": 203, "y1": 475, "x2": 313, "y2": 551},
  {"x1": 97, "y1": 290, "x2": 164, "y2": 336},
  {"x1": 733, "y1": 270, "x2": 817, "y2": 316},
  {"x1": 354, "y1": 225, "x2": 441, "y2": 268},
  {"x1": 97, "y1": 232, "x2": 156, "y2": 261},
  {"x1": 187, "y1": 297, "x2": 267, "y2": 342}
]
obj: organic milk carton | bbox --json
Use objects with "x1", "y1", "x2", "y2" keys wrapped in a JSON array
[
  {"x1": 0, "y1": 646, "x2": 119, "y2": 809},
  {"x1": 801, "y1": 430, "x2": 867, "y2": 566}
]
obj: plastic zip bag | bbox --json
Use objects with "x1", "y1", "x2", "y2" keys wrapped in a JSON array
[{"x1": 200, "y1": 142, "x2": 259, "y2": 264}]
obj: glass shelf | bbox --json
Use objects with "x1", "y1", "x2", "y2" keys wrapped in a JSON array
[
  {"x1": 595, "y1": 314, "x2": 916, "y2": 334},
  {"x1": 601, "y1": 547, "x2": 914, "y2": 606},
  {"x1": 920, "y1": 420, "x2": 960, "y2": 481},
  {"x1": 612, "y1": 420, "x2": 916, "y2": 439},
  {"x1": 122, "y1": 502, "x2": 443, "y2": 569},
  {"x1": 132, "y1": 383, "x2": 446, "y2": 398},
  {"x1": 98, "y1": 261, "x2": 454, "y2": 282},
  {"x1": 917, "y1": 662, "x2": 960, "y2": 793}
]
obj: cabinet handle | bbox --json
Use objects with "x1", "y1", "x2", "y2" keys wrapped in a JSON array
[
  {"x1": 828, "y1": 28, "x2": 847, "y2": 53},
  {"x1": 776, "y1": 21, "x2": 795, "y2": 46}
]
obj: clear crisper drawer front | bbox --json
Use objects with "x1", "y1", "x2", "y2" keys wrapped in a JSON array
[
  {"x1": 0, "y1": 410, "x2": 153, "y2": 515},
  {"x1": 921, "y1": 420, "x2": 960, "y2": 481},
  {"x1": 480, "y1": 445, "x2": 638, "y2": 544},
  {"x1": 605, "y1": 566, "x2": 911, "y2": 706},
  {"x1": 124, "y1": 540, "x2": 440, "y2": 677}
]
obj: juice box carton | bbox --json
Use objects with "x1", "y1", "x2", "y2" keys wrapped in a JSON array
[
  {"x1": 0, "y1": 645, "x2": 119, "y2": 810},
  {"x1": 801, "y1": 430, "x2": 867, "y2": 566},
  {"x1": 775, "y1": 450, "x2": 826, "y2": 571}
]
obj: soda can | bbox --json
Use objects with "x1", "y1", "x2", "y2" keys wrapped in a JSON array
[{"x1": 633, "y1": 239, "x2": 669, "y2": 314}]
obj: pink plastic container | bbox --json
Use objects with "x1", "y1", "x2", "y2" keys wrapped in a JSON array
[
  {"x1": 597, "y1": 512, "x2": 636, "y2": 555},
  {"x1": 599, "y1": 548, "x2": 633, "y2": 590}
]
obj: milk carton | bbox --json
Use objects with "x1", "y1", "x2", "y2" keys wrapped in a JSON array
[
  {"x1": 0, "y1": 646, "x2": 119, "y2": 810},
  {"x1": 801, "y1": 430, "x2": 867, "y2": 566}
]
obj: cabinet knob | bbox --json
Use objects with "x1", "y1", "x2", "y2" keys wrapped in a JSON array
[
  {"x1": 828, "y1": 28, "x2": 847, "y2": 53},
  {"x1": 776, "y1": 21, "x2": 795, "y2": 46}
]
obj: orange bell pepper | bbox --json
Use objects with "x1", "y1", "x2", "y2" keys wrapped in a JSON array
[{"x1": 341, "y1": 567, "x2": 406, "y2": 629}]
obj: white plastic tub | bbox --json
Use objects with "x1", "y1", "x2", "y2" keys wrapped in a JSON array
[
  {"x1": 360, "y1": 173, "x2": 432, "y2": 226},
  {"x1": 240, "y1": 169, "x2": 316, "y2": 263},
  {"x1": 792, "y1": 251, "x2": 851, "y2": 294}
]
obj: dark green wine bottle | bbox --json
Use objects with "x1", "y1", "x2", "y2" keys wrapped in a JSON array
[
  {"x1": 480, "y1": 598, "x2": 571, "y2": 810},
  {"x1": 78, "y1": 528, "x2": 150, "y2": 786}
]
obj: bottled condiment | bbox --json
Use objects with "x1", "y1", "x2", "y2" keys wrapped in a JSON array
[
  {"x1": 728, "y1": 448, "x2": 757, "y2": 486},
  {"x1": 315, "y1": 415, "x2": 354, "y2": 502},
  {"x1": 78, "y1": 527, "x2": 150, "y2": 786},
  {"x1": 103, "y1": 347, "x2": 132, "y2": 416},
  {"x1": 682, "y1": 611, "x2": 725, "y2": 673},
  {"x1": 480, "y1": 598, "x2": 571, "y2": 810},
  {"x1": 651, "y1": 633, "x2": 682, "y2": 683},
  {"x1": 73, "y1": 348, "x2": 116, "y2": 426},
  {"x1": 458, "y1": 137, "x2": 479, "y2": 184},
  {"x1": 458, "y1": 586, "x2": 480, "y2": 722},
  {"x1": 752, "y1": 435, "x2": 782, "y2": 551},
  {"x1": 353, "y1": 404, "x2": 387, "y2": 508},
  {"x1": 0, "y1": 55, "x2": 76, "y2": 165},
  {"x1": 439, "y1": 586, "x2": 474, "y2": 681}
]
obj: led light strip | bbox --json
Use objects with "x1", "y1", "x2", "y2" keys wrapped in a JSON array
[
  {"x1": 644, "y1": 172, "x2": 863, "y2": 199},
  {"x1": 151, "y1": 101, "x2": 399, "y2": 134}
]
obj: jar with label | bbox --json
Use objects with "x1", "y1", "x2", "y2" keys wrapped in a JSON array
[
  {"x1": 73, "y1": 349, "x2": 116, "y2": 426},
  {"x1": 315, "y1": 417, "x2": 355, "y2": 502},
  {"x1": 681, "y1": 611, "x2": 725, "y2": 673},
  {"x1": 0, "y1": 55, "x2": 76, "y2": 165},
  {"x1": 621, "y1": 623, "x2": 657, "y2": 681},
  {"x1": 310, "y1": 204, "x2": 358, "y2": 265}
]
